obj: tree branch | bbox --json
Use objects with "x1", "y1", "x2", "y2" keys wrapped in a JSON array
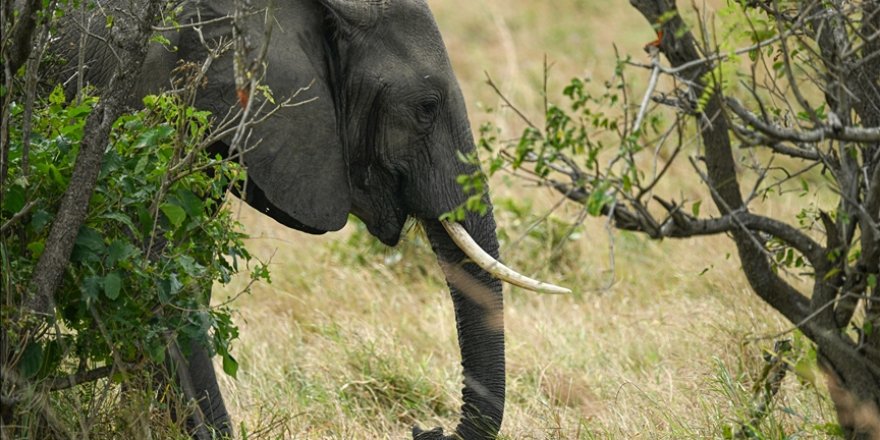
[
  {"x1": 727, "y1": 97, "x2": 880, "y2": 143},
  {"x1": 47, "y1": 366, "x2": 113, "y2": 391},
  {"x1": 629, "y1": 0, "x2": 811, "y2": 325},
  {"x1": 550, "y1": 180, "x2": 826, "y2": 267}
]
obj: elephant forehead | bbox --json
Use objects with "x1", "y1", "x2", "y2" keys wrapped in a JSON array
[
  {"x1": 344, "y1": 1, "x2": 449, "y2": 74},
  {"x1": 353, "y1": 36, "x2": 451, "y2": 92}
]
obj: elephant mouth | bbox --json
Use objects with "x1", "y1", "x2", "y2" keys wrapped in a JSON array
[
  {"x1": 372, "y1": 220, "x2": 404, "y2": 246},
  {"x1": 348, "y1": 173, "x2": 409, "y2": 246},
  {"x1": 350, "y1": 204, "x2": 407, "y2": 246}
]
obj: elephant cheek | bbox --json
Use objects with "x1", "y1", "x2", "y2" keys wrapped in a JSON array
[{"x1": 349, "y1": 188, "x2": 406, "y2": 246}]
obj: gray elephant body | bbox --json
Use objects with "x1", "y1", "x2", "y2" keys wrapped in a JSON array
[{"x1": 54, "y1": 1, "x2": 505, "y2": 438}]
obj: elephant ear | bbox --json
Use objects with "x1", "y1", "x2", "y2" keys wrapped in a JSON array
[{"x1": 178, "y1": 1, "x2": 351, "y2": 232}]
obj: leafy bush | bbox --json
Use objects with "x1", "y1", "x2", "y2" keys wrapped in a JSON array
[{"x1": 1, "y1": 86, "x2": 267, "y2": 435}]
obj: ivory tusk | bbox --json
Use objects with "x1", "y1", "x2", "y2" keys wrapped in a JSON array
[{"x1": 440, "y1": 220, "x2": 572, "y2": 294}]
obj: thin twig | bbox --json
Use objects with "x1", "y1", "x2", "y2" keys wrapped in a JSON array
[
  {"x1": 632, "y1": 51, "x2": 662, "y2": 134},
  {"x1": 0, "y1": 200, "x2": 37, "y2": 233},
  {"x1": 485, "y1": 72, "x2": 539, "y2": 130}
]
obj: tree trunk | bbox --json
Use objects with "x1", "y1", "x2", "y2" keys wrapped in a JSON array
[{"x1": 814, "y1": 330, "x2": 880, "y2": 439}]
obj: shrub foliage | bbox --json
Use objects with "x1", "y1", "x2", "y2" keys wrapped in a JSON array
[{"x1": 1, "y1": 2, "x2": 267, "y2": 436}]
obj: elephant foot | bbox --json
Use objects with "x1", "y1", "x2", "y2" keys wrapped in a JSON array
[
  {"x1": 412, "y1": 425, "x2": 453, "y2": 440},
  {"x1": 186, "y1": 392, "x2": 233, "y2": 440}
]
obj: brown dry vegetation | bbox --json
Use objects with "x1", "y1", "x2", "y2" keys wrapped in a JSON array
[{"x1": 212, "y1": 1, "x2": 837, "y2": 438}]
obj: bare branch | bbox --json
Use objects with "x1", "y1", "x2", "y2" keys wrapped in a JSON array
[
  {"x1": 727, "y1": 97, "x2": 880, "y2": 143},
  {"x1": 48, "y1": 366, "x2": 113, "y2": 391},
  {"x1": 166, "y1": 339, "x2": 211, "y2": 440},
  {"x1": 151, "y1": 14, "x2": 236, "y2": 32}
]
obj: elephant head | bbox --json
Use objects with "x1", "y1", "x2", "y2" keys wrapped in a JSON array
[
  {"x1": 198, "y1": 0, "x2": 490, "y2": 246},
  {"x1": 58, "y1": 0, "x2": 568, "y2": 438}
]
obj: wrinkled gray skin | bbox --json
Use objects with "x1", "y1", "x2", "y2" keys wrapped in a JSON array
[{"x1": 54, "y1": 0, "x2": 504, "y2": 438}]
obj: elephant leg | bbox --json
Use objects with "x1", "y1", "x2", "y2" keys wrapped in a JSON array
[
  {"x1": 157, "y1": 336, "x2": 233, "y2": 439},
  {"x1": 183, "y1": 339, "x2": 233, "y2": 439}
]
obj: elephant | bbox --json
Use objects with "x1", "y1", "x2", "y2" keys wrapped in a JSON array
[{"x1": 52, "y1": 0, "x2": 567, "y2": 438}]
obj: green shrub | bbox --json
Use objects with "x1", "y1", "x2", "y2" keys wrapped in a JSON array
[{"x1": 1, "y1": 86, "x2": 267, "y2": 436}]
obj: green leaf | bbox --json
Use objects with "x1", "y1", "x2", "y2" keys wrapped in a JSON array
[
  {"x1": 29, "y1": 209, "x2": 52, "y2": 232},
  {"x1": 150, "y1": 33, "x2": 172, "y2": 47},
  {"x1": 107, "y1": 239, "x2": 139, "y2": 267},
  {"x1": 99, "y1": 149, "x2": 123, "y2": 178},
  {"x1": 157, "y1": 274, "x2": 182, "y2": 304},
  {"x1": 82, "y1": 276, "x2": 103, "y2": 302},
  {"x1": 102, "y1": 212, "x2": 140, "y2": 238},
  {"x1": 256, "y1": 84, "x2": 275, "y2": 104},
  {"x1": 67, "y1": 103, "x2": 93, "y2": 119},
  {"x1": 691, "y1": 200, "x2": 702, "y2": 217},
  {"x1": 2, "y1": 185, "x2": 25, "y2": 214},
  {"x1": 71, "y1": 226, "x2": 105, "y2": 262},
  {"x1": 27, "y1": 240, "x2": 45, "y2": 258},
  {"x1": 137, "y1": 206, "x2": 154, "y2": 234},
  {"x1": 824, "y1": 267, "x2": 841, "y2": 280},
  {"x1": 103, "y1": 272, "x2": 122, "y2": 300},
  {"x1": 46, "y1": 164, "x2": 65, "y2": 186},
  {"x1": 793, "y1": 355, "x2": 818, "y2": 386},
  {"x1": 160, "y1": 203, "x2": 187, "y2": 227},
  {"x1": 134, "y1": 124, "x2": 174, "y2": 149},
  {"x1": 19, "y1": 342, "x2": 43, "y2": 379},
  {"x1": 222, "y1": 353, "x2": 239, "y2": 378},
  {"x1": 177, "y1": 254, "x2": 203, "y2": 276},
  {"x1": 146, "y1": 338, "x2": 166, "y2": 363},
  {"x1": 586, "y1": 187, "x2": 612, "y2": 217},
  {"x1": 813, "y1": 423, "x2": 844, "y2": 436},
  {"x1": 49, "y1": 84, "x2": 66, "y2": 105},
  {"x1": 134, "y1": 154, "x2": 149, "y2": 175},
  {"x1": 75, "y1": 226, "x2": 105, "y2": 252},
  {"x1": 174, "y1": 189, "x2": 204, "y2": 219}
]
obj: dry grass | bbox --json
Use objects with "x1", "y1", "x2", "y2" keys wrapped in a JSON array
[{"x1": 212, "y1": 1, "x2": 837, "y2": 438}]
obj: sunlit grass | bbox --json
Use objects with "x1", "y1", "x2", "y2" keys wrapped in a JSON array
[
  {"x1": 215, "y1": 200, "x2": 835, "y2": 438},
  {"x1": 212, "y1": 0, "x2": 837, "y2": 438}
]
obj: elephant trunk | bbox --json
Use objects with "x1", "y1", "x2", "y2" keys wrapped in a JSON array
[{"x1": 424, "y1": 212, "x2": 505, "y2": 439}]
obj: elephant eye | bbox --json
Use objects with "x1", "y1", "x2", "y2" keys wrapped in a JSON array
[{"x1": 413, "y1": 95, "x2": 441, "y2": 124}]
